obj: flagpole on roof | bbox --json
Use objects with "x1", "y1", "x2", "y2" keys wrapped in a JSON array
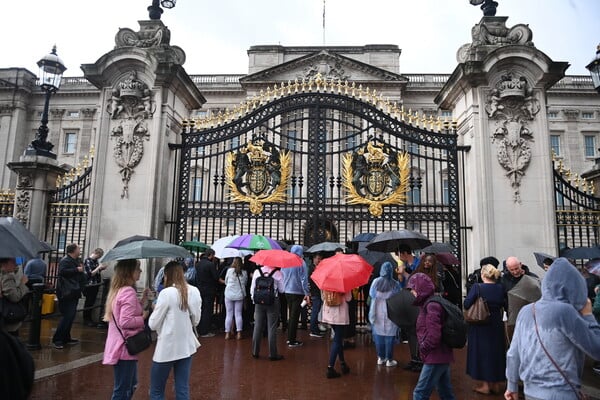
[{"x1": 322, "y1": 0, "x2": 326, "y2": 45}]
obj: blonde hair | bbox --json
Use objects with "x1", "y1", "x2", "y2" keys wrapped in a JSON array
[
  {"x1": 481, "y1": 264, "x2": 501, "y2": 280},
  {"x1": 231, "y1": 257, "x2": 243, "y2": 276},
  {"x1": 103, "y1": 259, "x2": 140, "y2": 322},
  {"x1": 164, "y1": 261, "x2": 189, "y2": 312}
]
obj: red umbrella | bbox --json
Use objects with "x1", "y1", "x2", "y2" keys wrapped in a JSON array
[
  {"x1": 249, "y1": 249, "x2": 302, "y2": 268},
  {"x1": 311, "y1": 253, "x2": 373, "y2": 292}
]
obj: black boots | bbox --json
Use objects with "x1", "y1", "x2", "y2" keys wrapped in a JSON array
[
  {"x1": 340, "y1": 362, "x2": 350, "y2": 375},
  {"x1": 326, "y1": 366, "x2": 341, "y2": 379}
]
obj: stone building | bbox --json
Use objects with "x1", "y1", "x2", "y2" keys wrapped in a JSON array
[{"x1": 0, "y1": 14, "x2": 599, "y2": 275}]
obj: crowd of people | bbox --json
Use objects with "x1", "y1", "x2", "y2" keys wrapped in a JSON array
[{"x1": 2, "y1": 240, "x2": 600, "y2": 400}]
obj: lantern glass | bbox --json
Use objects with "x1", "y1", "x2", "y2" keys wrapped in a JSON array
[
  {"x1": 161, "y1": 0, "x2": 176, "y2": 9},
  {"x1": 37, "y1": 47, "x2": 67, "y2": 92}
]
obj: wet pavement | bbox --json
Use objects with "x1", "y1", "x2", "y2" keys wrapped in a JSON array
[{"x1": 20, "y1": 317, "x2": 600, "y2": 400}]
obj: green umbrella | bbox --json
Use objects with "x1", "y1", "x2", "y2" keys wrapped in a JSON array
[
  {"x1": 100, "y1": 239, "x2": 192, "y2": 262},
  {"x1": 179, "y1": 240, "x2": 209, "y2": 252}
]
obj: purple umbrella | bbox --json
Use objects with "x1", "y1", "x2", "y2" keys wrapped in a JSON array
[{"x1": 226, "y1": 234, "x2": 282, "y2": 251}]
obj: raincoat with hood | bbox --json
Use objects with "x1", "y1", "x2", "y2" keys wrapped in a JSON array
[
  {"x1": 506, "y1": 257, "x2": 600, "y2": 400},
  {"x1": 281, "y1": 245, "x2": 309, "y2": 296},
  {"x1": 369, "y1": 261, "x2": 401, "y2": 336}
]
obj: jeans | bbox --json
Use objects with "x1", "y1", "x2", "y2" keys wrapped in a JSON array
[
  {"x1": 286, "y1": 293, "x2": 303, "y2": 342},
  {"x1": 413, "y1": 363, "x2": 456, "y2": 400},
  {"x1": 309, "y1": 295, "x2": 322, "y2": 333},
  {"x1": 252, "y1": 298, "x2": 280, "y2": 358},
  {"x1": 150, "y1": 356, "x2": 193, "y2": 400},
  {"x1": 328, "y1": 324, "x2": 346, "y2": 367},
  {"x1": 111, "y1": 359, "x2": 138, "y2": 400},
  {"x1": 224, "y1": 298, "x2": 243, "y2": 332},
  {"x1": 52, "y1": 297, "x2": 79, "y2": 344},
  {"x1": 198, "y1": 288, "x2": 216, "y2": 335},
  {"x1": 372, "y1": 333, "x2": 395, "y2": 361}
]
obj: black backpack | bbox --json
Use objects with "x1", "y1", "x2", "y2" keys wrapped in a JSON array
[
  {"x1": 253, "y1": 268, "x2": 278, "y2": 305},
  {"x1": 424, "y1": 295, "x2": 467, "y2": 349}
]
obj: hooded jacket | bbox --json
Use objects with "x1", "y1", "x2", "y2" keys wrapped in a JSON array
[
  {"x1": 408, "y1": 272, "x2": 454, "y2": 364},
  {"x1": 368, "y1": 262, "x2": 401, "y2": 336},
  {"x1": 281, "y1": 245, "x2": 309, "y2": 296},
  {"x1": 506, "y1": 258, "x2": 600, "y2": 400}
]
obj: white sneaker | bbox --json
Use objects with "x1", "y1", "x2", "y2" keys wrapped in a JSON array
[
  {"x1": 386, "y1": 359, "x2": 398, "y2": 367},
  {"x1": 377, "y1": 357, "x2": 387, "y2": 365}
]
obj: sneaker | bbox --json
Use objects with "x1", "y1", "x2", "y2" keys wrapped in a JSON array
[
  {"x1": 66, "y1": 338, "x2": 79, "y2": 345},
  {"x1": 593, "y1": 366, "x2": 600, "y2": 375},
  {"x1": 288, "y1": 340, "x2": 303, "y2": 348},
  {"x1": 386, "y1": 360, "x2": 398, "y2": 367},
  {"x1": 410, "y1": 363, "x2": 423, "y2": 372},
  {"x1": 200, "y1": 332, "x2": 216, "y2": 338},
  {"x1": 318, "y1": 324, "x2": 327, "y2": 332},
  {"x1": 269, "y1": 355, "x2": 284, "y2": 361},
  {"x1": 310, "y1": 331, "x2": 325, "y2": 338},
  {"x1": 403, "y1": 361, "x2": 416, "y2": 370},
  {"x1": 377, "y1": 357, "x2": 387, "y2": 365},
  {"x1": 52, "y1": 342, "x2": 64, "y2": 349}
]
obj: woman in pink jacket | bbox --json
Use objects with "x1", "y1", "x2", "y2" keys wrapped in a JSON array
[
  {"x1": 321, "y1": 290, "x2": 352, "y2": 379},
  {"x1": 102, "y1": 259, "x2": 149, "y2": 400}
]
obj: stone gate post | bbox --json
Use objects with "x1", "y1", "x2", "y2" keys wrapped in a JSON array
[{"x1": 435, "y1": 16, "x2": 569, "y2": 271}]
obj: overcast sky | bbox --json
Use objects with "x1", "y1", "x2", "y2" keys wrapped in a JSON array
[{"x1": 3, "y1": 0, "x2": 599, "y2": 77}]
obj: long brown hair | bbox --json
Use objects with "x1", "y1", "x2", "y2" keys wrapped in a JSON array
[
  {"x1": 414, "y1": 254, "x2": 439, "y2": 290},
  {"x1": 164, "y1": 261, "x2": 189, "y2": 311},
  {"x1": 231, "y1": 257, "x2": 243, "y2": 276},
  {"x1": 103, "y1": 259, "x2": 139, "y2": 321}
]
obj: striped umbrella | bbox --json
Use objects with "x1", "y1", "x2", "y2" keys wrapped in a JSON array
[{"x1": 226, "y1": 234, "x2": 282, "y2": 251}]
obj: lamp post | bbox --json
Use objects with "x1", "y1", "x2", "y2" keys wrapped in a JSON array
[
  {"x1": 586, "y1": 44, "x2": 600, "y2": 94},
  {"x1": 469, "y1": 0, "x2": 498, "y2": 16},
  {"x1": 26, "y1": 46, "x2": 66, "y2": 159},
  {"x1": 148, "y1": 0, "x2": 177, "y2": 20}
]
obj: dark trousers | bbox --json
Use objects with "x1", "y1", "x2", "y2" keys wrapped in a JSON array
[
  {"x1": 83, "y1": 285, "x2": 100, "y2": 323},
  {"x1": 344, "y1": 298, "x2": 357, "y2": 339},
  {"x1": 252, "y1": 299, "x2": 280, "y2": 358},
  {"x1": 52, "y1": 297, "x2": 78, "y2": 344},
  {"x1": 199, "y1": 288, "x2": 216, "y2": 335},
  {"x1": 406, "y1": 324, "x2": 422, "y2": 364},
  {"x1": 285, "y1": 293, "x2": 303, "y2": 342},
  {"x1": 329, "y1": 324, "x2": 346, "y2": 367}
]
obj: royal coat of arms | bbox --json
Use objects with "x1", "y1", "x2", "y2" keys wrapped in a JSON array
[
  {"x1": 342, "y1": 138, "x2": 410, "y2": 217},
  {"x1": 225, "y1": 137, "x2": 291, "y2": 215}
]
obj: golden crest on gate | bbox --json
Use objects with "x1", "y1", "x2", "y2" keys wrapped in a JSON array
[
  {"x1": 342, "y1": 138, "x2": 410, "y2": 217},
  {"x1": 225, "y1": 137, "x2": 291, "y2": 215}
]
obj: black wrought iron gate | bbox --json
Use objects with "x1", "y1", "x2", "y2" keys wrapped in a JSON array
[{"x1": 176, "y1": 77, "x2": 461, "y2": 256}]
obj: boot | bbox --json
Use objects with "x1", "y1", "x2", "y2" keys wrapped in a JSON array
[
  {"x1": 326, "y1": 366, "x2": 341, "y2": 379},
  {"x1": 236, "y1": 332, "x2": 242, "y2": 340},
  {"x1": 340, "y1": 362, "x2": 350, "y2": 375},
  {"x1": 225, "y1": 332, "x2": 231, "y2": 340}
]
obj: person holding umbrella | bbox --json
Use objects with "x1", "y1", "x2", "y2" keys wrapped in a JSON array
[
  {"x1": 281, "y1": 244, "x2": 310, "y2": 348},
  {"x1": 322, "y1": 288, "x2": 352, "y2": 378},
  {"x1": 0, "y1": 257, "x2": 29, "y2": 335},
  {"x1": 369, "y1": 261, "x2": 401, "y2": 367}
]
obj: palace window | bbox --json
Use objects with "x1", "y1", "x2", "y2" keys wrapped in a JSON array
[
  {"x1": 64, "y1": 132, "x2": 77, "y2": 154},
  {"x1": 67, "y1": 111, "x2": 80, "y2": 118},
  {"x1": 440, "y1": 110, "x2": 452, "y2": 118},
  {"x1": 582, "y1": 112, "x2": 594, "y2": 119},
  {"x1": 584, "y1": 135, "x2": 596, "y2": 158},
  {"x1": 548, "y1": 111, "x2": 559, "y2": 119},
  {"x1": 192, "y1": 177, "x2": 203, "y2": 201},
  {"x1": 550, "y1": 135, "x2": 561, "y2": 156},
  {"x1": 287, "y1": 130, "x2": 297, "y2": 151},
  {"x1": 442, "y1": 178, "x2": 449, "y2": 205}
]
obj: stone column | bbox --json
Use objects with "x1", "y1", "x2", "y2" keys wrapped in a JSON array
[
  {"x1": 435, "y1": 16, "x2": 568, "y2": 272},
  {"x1": 7, "y1": 155, "x2": 68, "y2": 239},
  {"x1": 80, "y1": 20, "x2": 205, "y2": 283}
]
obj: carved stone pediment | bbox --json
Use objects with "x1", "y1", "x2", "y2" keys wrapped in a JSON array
[
  {"x1": 562, "y1": 109, "x2": 580, "y2": 120},
  {"x1": 241, "y1": 50, "x2": 408, "y2": 85}
]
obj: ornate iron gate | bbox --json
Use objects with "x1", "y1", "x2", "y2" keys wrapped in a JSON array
[
  {"x1": 176, "y1": 76, "x2": 461, "y2": 255},
  {"x1": 553, "y1": 157, "x2": 600, "y2": 251},
  {"x1": 44, "y1": 150, "x2": 94, "y2": 286}
]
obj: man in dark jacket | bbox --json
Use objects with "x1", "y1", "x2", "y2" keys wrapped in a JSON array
[
  {"x1": 52, "y1": 243, "x2": 83, "y2": 349},
  {"x1": 501, "y1": 256, "x2": 538, "y2": 293},
  {"x1": 408, "y1": 272, "x2": 456, "y2": 400},
  {"x1": 195, "y1": 249, "x2": 219, "y2": 337}
]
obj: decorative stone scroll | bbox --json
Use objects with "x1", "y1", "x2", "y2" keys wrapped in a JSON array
[
  {"x1": 14, "y1": 173, "x2": 33, "y2": 225},
  {"x1": 485, "y1": 72, "x2": 540, "y2": 202},
  {"x1": 107, "y1": 71, "x2": 154, "y2": 199},
  {"x1": 302, "y1": 59, "x2": 350, "y2": 81}
]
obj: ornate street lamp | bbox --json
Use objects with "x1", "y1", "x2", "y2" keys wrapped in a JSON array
[
  {"x1": 27, "y1": 46, "x2": 66, "y2": 159},
  {"x1": 148, "y1": 0, "x2": 177, "y2": 20},
  {"x1": 586, "y1": 44, "x2": 600, "y2": 94},
  {"x1": 469, "y1": 0, "x2": 498, "y2": 16}
]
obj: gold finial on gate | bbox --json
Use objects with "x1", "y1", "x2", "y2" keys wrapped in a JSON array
[
  {"x1": 300, "y1": 78, "x2": 307, "y2": 92},
  {"x1": 56, "y1": 175, "x2": 62, "y2": 188},
  {"x1": 350, "y1": 82, "x2": 356, "y2": 97}
]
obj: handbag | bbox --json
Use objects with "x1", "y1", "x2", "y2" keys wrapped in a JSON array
[
  {"x1": 112, "y1": 312, "x2": 152, "y2": 355},
  {"x1": 236, "y1": 273, "x2": 248, "y2": 310},
  {"x1": 463, "y1": 284, "x2": 490, "y2": 324},
  {"x1": 1, "y1": 297, "x2": 27, "y2": 324},
  {"x1": 532, "y1": 303, "x2": 589, "y2": 400}
]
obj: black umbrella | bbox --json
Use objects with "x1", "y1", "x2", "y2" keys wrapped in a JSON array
[
  {"x1": 533, "y1": 252, "x2": 555, "y2": 268},
  {"x1": 421, "y1": 242, "x2": 455, "y2": 254},
  {"x1": 560, "y1": 246, "x2": 600, "y2": 260},
  {"x1": 358, "y1": 249, "x2": 396, "y2": 280},
  {"x1": 350, "y1": 233, "x2": 377, "y2": 243},
  {"x1": 114, "y1": 235, "x2": 157, "y2": 248},
  {"x1": 366, "y1": 229, "x2": 432, "y2": 252},
  {"x1": 386, "y1": 289, "x2": 419, "y2": 328},
  {"x1": 0, "y1": 217, "x2": 47, "y2": 258}
]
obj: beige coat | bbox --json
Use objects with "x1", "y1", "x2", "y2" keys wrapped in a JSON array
[
  {"x1": 320, "y1": 291, "x2": 352, "y2": 326},
  {"x1": 1, "y1": 267, "x2": 30, "y2": 332}
]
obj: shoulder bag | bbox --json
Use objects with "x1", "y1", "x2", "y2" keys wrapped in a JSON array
[
  {"x1": 463, "y1": 284, "x2": 490, "y2": 324},
  {"x1": 532, "y1": 303, "x2": 589, "y2": 400},
  {"x1": 112, "y1": 312, "x2": 152, "y2": 355}
]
